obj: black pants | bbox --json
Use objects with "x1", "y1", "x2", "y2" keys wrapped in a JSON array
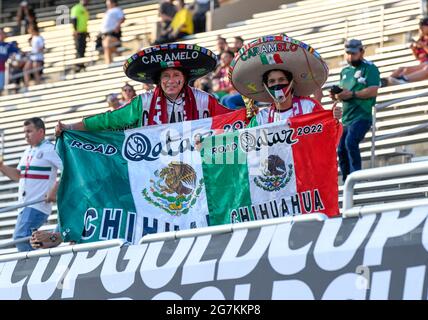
[
  {"x1": 153, "y1": 32, "x2": 189, "y2": 45},
  {"x1": 193, "y1": 13, "x2": 207, "y2": 33},
  {"x1": 75, "y1": 32, "x2": 87, "y2": 70}
]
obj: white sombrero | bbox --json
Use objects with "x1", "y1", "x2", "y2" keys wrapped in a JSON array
[
  {"x1": 229, "y1": 34, "x2": 329, "y2": 102},
  {"x1": 124, "y1": 43, "x2": 218, "y2": 84}
]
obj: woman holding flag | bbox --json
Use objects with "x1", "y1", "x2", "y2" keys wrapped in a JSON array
[{"x1": 55, "y1": 43, "x2": 233, "y2": 134}]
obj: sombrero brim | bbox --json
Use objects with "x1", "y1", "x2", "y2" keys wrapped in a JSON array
[
  {"x1": 124, "y1": 43, "x2": 218, "y2": 84},
  {"x1": 229, "y1": 35, "x2": 329, "y2": 102}
]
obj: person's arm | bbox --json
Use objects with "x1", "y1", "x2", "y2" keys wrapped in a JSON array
[
  {"x1": 84, "y1": 95, "x2": 143, "y2": 130},
  {"x1": 355, "y1": 64, "x2": 380, "y2": 99},
  {"x1": 340, "y1": 63, "x2": 380, "y2": 100},
  {"x1": 115, "y1": 17, "x2": 125, "y2": 32},
  {"x1": 71, "y1": 17, "x2": 78, "y2": 32},
  {"x1": 211, "y1": 65, "x2": 223, "y2": 79},
  {"x1": 114, "y1": 10, "x2": 125, "y2": 33},
  {"x1": 16, "y1": 6, "x2": 23, "y2": 23},
  {"x1": 312, "y1": 87, "x2": 323, "y2": 102},
  {"x1": 36, "y1": 37, "x2": 44, "y2": 53},
  {"x1": 171, "y1": 11, "x2": 187, "y2": 36},
  {"x1": 70, "y1": 6, "x2": 78, "y2": 32},
  {"x1": 353, "y1": 86, "x2": 378, "y2": 99},
  {"x1": 332, "y1": 101, "x2": 342, "y2": 120},
  {"x1": 336, "y1": 86, "x2": 379, "y2": 101},
  {"x1": 45, "y1": 179, "x2": 59, "y2": 203},
  {"x1": 0, "y1": 160, "x2": 20, "y2": 181},
  {"x1": 55, "y1": 120, "x2": 86, "y2": 137},
  {"x1": 160, "y1": 12, "x2": 174, "y2": 22},
  {"x1": 57, "y1": 95, "x2": 143, "y2": 135}
]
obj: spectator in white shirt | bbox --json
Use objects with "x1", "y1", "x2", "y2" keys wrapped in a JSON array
[
  {"x1": 101, "y1": 0, "x2": 125, "y2": 65},
  {"x1": 23, "y1": 23, "x2": 44, "y2": 91}
]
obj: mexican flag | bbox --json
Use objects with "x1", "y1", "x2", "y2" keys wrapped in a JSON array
[
  {"x1": 56, "y1": 109, "x2": 248, "y2": 244},
  {"x1": 201, "y1": 110, "x2": 341, "y2": 225},
  {"x1": 260, "y1": 53, "x2": 284, "y2": 65}
]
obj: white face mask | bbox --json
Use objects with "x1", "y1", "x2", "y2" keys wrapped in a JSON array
[{"x1": 264, "y1": 80, "x2": 294, "y2": 103}]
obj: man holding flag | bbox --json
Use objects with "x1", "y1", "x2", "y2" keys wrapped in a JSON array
[
  {"x1": 201, "y1": 34, "x2": 343, "y2": 224},
  {"x1": 228, "y1": 34, "x2": 342, "y2": 125},
  {"x1": 53, "y1": 44, "x2": 249, "y2": 245}
]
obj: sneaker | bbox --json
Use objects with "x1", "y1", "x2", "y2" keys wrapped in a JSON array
[{"x1": 388, "y1": 76, "x2": 408, "y2": 85}]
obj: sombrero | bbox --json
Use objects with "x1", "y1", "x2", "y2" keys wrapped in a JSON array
[
  {"x1": 124, "y1": 43, "x2": 218, "y2": 84},
  {"x1": 229, "y1": 34, "x2": 329, "y2": 102}
]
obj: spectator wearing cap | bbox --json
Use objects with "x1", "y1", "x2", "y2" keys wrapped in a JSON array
[
  {"x1": 386, "y1": 17, "x2": 428, "y2": 85},
  {"x1": 330, "y1": 39, "x2": 380, "y2": 182}
]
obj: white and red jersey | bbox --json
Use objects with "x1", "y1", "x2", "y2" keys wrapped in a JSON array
[
  {"x1": 139, "y1": 87, "x2": 229, "y2": 125},
  {"x1": 254, "y1": 96, "x2": 324, "y2": 125},
  {"x1": 17, "y1": 139, "x2": 63, "y2": 215},
  {"x1": 84, "y1": 87, "x2": 232, "y2": 131}
]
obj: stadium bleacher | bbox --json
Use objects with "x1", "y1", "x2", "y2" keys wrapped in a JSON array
[{"x1": 0, "y1": 0, "x2": 427, "y2": 260}]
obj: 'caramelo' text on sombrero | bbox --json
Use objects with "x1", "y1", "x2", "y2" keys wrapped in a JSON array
[
  {"x1": 141, "y1": 51, "x2": 200, "y2": 64},
  {"x1": 241, "y1": 42, "x2": 298, "y2": 61}
]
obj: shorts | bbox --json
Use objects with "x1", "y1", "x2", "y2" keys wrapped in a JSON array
[{"x1": 30, "y1": 54, "x2": 43, "y2": 62}]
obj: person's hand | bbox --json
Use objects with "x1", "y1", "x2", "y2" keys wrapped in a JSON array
[
  {"x1": 194, "y1": 134, "x2": 203, "y2": 152},
  {"x1": 336, "y1": 89, "x2": 353, "y2": 101},
  {"x1": 30, "y1": 230, "x2": 62, "y2": 249},
  {"x1": 332, "y1": 102, "x2": 342, "y2": 120},
  {"x1": 242, "y1": 95, "x2": 258, "y2": 118},
  {"x1": 55, "y1": 120, "x2": 68, "y2": 137},
  {"x1": 45, "y1": 190, "x2": 56, "y2": 203}
]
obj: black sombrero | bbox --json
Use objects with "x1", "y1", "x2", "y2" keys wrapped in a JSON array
[
  {"x1": 229, "y1": 34, "x2": 329, "y2": 102},
  {"x1": 124, "y1": 43, "x2": 218, "y2": 84}
]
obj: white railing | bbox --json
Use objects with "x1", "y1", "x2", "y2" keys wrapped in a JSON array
[
  {"x1": 370, "y1": 90, "x2": 428, "y2": 168},
  {"x1": 139, "y1": 213, "x2": 328, "y2": 244},
  {"x1": 0, "y1": 239, "x2": 126, "y2": 263},
  {"x1": 342, "y1": 161, "x2": 428, "y2": 218}
]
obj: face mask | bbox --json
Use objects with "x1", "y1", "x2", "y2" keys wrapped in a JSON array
[
  {"x1": 349, "y1": 59, "x2": 362, "y2": 67},
  {"x1": 265, "y1": 81, "x2": 293, "y2": 102}
]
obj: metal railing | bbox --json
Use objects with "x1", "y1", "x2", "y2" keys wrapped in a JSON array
[
  {"x1": 139, "y1": 213, "x2": 328, "y2": 244},
  {"x1": 370, "y1": 89, "x2": 428, "y2": 168},
  {"x1": 0, "y1": 198, "x2": 45, "y2": 215},
  {"x1": 0, "y1": 239, "x2": 126, "y2": 263},
  {"x1": 342, "y1": 161, "x2": 428, "y2": 218}
]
